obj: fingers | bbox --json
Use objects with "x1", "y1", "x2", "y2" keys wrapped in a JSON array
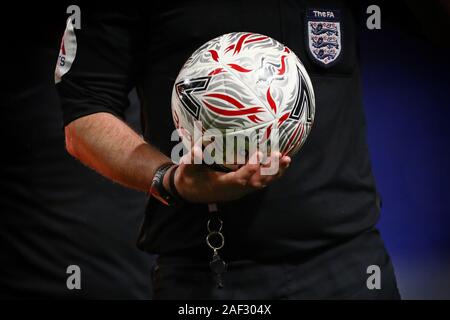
[
  {"x1": 260, "y1": 151, "x2": 290, "y2": 173},
  {"x1": 274, "y1": 155, "x2": 291, "y2": 178},
  {"x1": 221, "y1": 151, "x2": 291, "y2": 189},
  {"x1": 177, "y1": 149, "x2": 292, "y2": 203},
  {"x1": 222, "y1": 151, "x2": 262, "y2": 187},
  {"x1": 248, "y1": 152, "x2": 291, "y2": 188}
]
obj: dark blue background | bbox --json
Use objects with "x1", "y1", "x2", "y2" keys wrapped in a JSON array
[{"x1": 359, "y1": 4, "x2": 450, "y2": 298}]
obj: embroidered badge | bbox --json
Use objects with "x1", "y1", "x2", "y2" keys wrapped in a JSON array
[{"x1": 306, "y1": 9, "x2": 342, "y2": 67}]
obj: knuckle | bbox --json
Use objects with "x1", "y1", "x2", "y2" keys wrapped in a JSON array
[
  {"x1": 251, "y1": 181, "x2": 263, "y2": 189},
  {"x1": 237, "y1": 179, "x2": 248, "y2": 187}
]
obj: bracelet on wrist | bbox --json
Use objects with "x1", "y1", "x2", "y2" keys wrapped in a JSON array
[{"x1": 149, "y1": 162, "x2": 175, "y2": 206}]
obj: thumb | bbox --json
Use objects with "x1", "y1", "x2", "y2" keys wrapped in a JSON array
[{"x1": 180, "y1": 143, "x2": 203, "y2": 165}]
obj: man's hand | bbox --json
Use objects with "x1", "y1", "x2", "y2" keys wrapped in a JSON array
[
  {"x1": 66, "y1": 112, "x2": 291, "y2": 204},
  {"x1": 165, "y1": 146, "x2": 291, "y2": 203}
]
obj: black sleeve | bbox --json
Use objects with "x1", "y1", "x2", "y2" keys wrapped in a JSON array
[{"x1": 55, "y1": 5, "x2": 145, "y2": 126}]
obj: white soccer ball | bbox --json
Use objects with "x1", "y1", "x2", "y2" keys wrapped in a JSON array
[{"x1": 171, "y1": 32, "x2": 315, "y2": 169}]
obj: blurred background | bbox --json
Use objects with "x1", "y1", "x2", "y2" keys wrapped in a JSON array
[
  {"x1": 360, "y1": 1, "x2": 450, "y2": 299},
  {"x1": 0, "y1": 1, "x2": 449, "y2": 299},
  {"x1": 0, "y1": 3, "x2": 155, "y2": 299}
]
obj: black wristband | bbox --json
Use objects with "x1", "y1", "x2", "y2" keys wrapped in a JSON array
[{"x1": 149, "y1": 162, "x2": 175, "y2": 206}]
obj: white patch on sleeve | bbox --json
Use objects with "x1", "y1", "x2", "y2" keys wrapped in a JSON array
[{"x1": 55, "y1": 18, "x2": 77, "y2": 84}]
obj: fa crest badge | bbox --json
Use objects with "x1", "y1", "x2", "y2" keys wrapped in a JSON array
[{"x1": 306, "y1": 9, "x2": 342, "y2": 68}]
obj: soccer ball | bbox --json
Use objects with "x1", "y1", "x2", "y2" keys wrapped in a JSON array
[{"x1": 171, "y1": 32, "x2": 315, "y2": 169}]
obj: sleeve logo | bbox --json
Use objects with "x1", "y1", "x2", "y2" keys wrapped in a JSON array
[{"x1": 55, "y1": 18, "x2": 77, "y2": 84}]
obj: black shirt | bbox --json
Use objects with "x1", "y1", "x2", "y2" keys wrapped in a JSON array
[{"x1": 57, "y1": 0, "x2": 380, "y2": 261}]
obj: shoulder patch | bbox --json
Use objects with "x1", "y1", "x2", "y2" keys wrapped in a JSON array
[
  {"x1": 55, "y1": 18, "x2": 77, "y2": 84},
  {"x1": 305, "y1": 9, "x2": 342, "y2": 68}
]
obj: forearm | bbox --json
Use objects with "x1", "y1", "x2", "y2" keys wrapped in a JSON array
[
  {"x1": 63, "y1": 112, "x2": 291, "y2": 203},
  {"x1": 65, "y1": 112, "x2": 170, "y2": 192}
]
